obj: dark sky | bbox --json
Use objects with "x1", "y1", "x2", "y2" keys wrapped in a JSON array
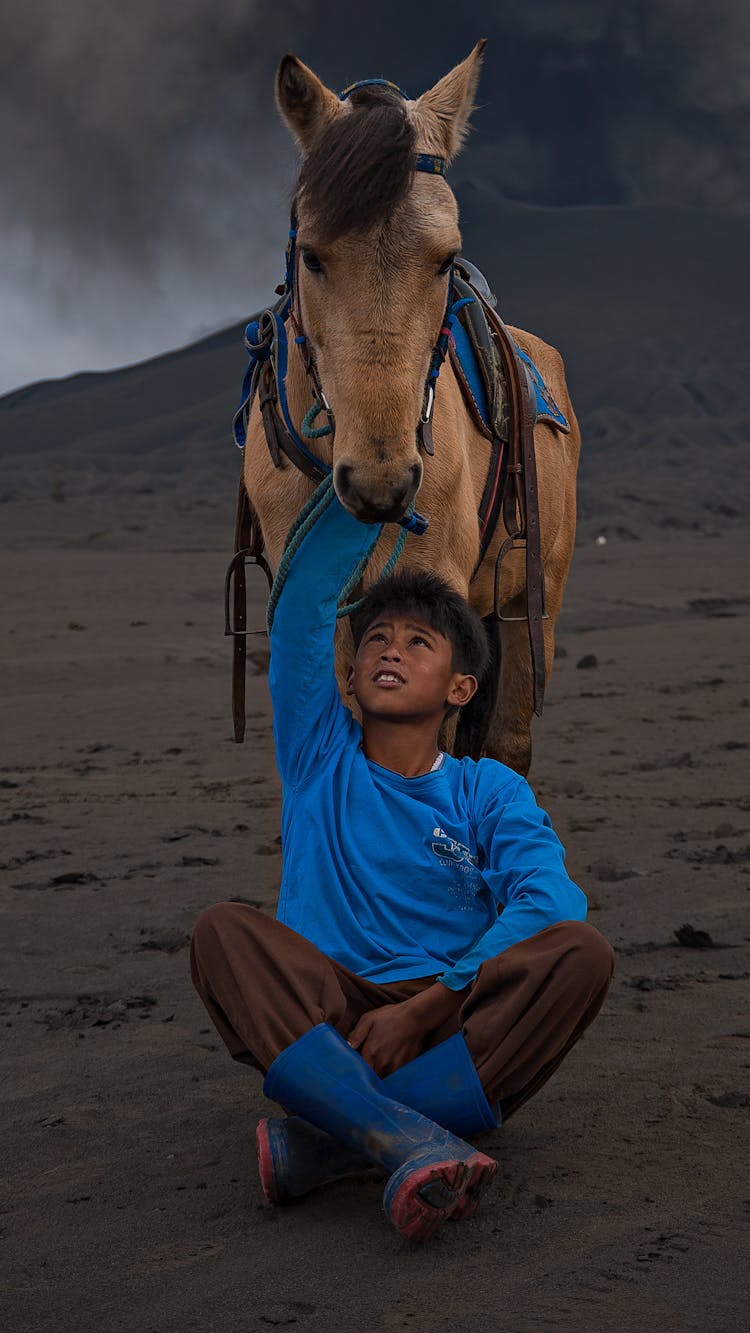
[{"x1": 1, "y1": 0, "x2": 747, "y2": 391}]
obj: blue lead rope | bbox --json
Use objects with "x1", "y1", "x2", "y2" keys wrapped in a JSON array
[{"x1": 266, "y1": 475, "x2": 410, "y2": 632}]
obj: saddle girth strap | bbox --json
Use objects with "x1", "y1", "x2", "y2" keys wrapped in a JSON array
[
  {"x1": 481, "y1": 306, "x2": 547, "y2": 717},
  {"x1": 475, "y1": 433, "x2": 506, "y2": 572},
  {"x1": 447, "y1": 273, "x2": 506, "y2": 579}
]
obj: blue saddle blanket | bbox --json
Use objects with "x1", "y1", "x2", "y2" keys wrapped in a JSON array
[{"x1": 451, "y1": 311, "x2": 571, "y2": 436}]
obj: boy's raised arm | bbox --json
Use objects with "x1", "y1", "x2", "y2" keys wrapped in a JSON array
[{"x1": 269, "y1": 494, "x2": 382, "y2": 787}]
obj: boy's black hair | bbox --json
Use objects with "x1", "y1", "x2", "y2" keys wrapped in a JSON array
[{"x1": 351, "y1": 569, "x2": 490, "y2": 686}]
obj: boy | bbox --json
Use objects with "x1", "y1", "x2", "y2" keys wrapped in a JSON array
[{"x1": 191, "y1": 493, "x2": 614, "y2": 1242}]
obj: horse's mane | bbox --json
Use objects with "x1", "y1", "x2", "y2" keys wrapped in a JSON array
[{"x1": 296, "y1": 85, "x2": 416, "y2": 243}]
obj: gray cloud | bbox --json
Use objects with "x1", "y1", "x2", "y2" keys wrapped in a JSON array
[
  {"x1": 0, "y1": 0, "x2": 746, "y2": 392},
  {"x1": 0, "y1": 0, "x2": 301, "y2": 388},
  {"x1": 500, "y1": 0, "x2": 750, "y2": 115},
  {"x1": 0, "y1": 1, "x2": 292, "y2": 256},
  {"x1": 483, "y1": 0, "x2": 750, "y2": 207}
]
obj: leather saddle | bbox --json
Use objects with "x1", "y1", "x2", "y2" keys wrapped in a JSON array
[{"x1": 451, "y1": 259, "x2": 570, "y2": 442}]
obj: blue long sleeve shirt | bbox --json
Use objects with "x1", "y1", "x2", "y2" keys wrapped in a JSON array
[{"x1": 269, "y1": 496, "x2": 587, "y2": 990}]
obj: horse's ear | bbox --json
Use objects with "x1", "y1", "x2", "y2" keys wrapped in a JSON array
[
  {"x1": 275, "y1": 53, "x2": 342, "y2": 153},
  {"x1": 413, "y1": 41, "x2": 486, "y2": 161}
]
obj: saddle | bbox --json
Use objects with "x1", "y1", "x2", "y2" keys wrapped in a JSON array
[{"x1": 451, "y1": 260, "x2": 570, "y2": 444}]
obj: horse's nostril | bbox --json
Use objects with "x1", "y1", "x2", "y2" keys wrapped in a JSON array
[
  {"x1": 334, "y1": 458, "x2": 420, "y2": 522},
  {"x1": 335, "y1": 463, "x2": 354, "y2": 496}
]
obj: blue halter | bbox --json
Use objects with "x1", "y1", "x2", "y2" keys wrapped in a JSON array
[
  {"x1": 232, "y1": 78, "x2": 472, "y2": 538},
  {"x1": 339, "y1": 78, "x2": 447, "y2": 179},
  {"x1": 339, "y1": 77, "x2": 410, "y2": 99}
]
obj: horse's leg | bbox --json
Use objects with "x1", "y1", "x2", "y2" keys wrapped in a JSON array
[
  {"x1": 483, "y1": 608, "x2": 564, "y2": 776},
  {"x1": 483, "y1": 609, "x2": 533, "y2": 775},
  {"x1": 483, "y1": 530, "x2": 571, "y2": 776}
]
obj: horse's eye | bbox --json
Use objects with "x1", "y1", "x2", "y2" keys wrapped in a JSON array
[
  {"x1": 302, "y1": 250, "x2": 324, "y2": 274},
  {"x1": 437, "y1": 253, "x2": 456, "y2": 275}
]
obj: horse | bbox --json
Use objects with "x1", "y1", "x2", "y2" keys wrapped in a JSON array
[{"x1": 239, "y1": 42, "x2": 580, "y2": 776}]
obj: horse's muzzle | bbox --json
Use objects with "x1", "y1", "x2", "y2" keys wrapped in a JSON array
[{"x1": 334, "y1": 459, "x2": 422, "y2": 524}]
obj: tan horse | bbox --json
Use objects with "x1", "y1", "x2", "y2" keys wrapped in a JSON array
[{"x1": 242, "y1": 43, "x2": 580, "y2": 776}]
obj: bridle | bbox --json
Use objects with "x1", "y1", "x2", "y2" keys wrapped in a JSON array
[{"x1": 232, "y1": 77, "x2": 477, "y2": 538}]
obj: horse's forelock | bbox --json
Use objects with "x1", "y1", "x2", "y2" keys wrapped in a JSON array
[{"x1": 297, "y1": 87, "x2": 416, "y2": 244}]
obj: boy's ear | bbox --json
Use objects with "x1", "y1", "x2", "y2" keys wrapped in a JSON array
[
  {"x1": 346, "y1": 665, "x2": 355, "y2": 695},
  {"x1": 447, "y1": 672, "x2": 478, "y2": 709}
]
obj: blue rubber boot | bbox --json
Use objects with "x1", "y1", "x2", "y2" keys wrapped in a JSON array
[
  {"x1": 389, "y1": 1031, "x2": 501, "y2": 1139},
  {"x1": 259, "y1": 1023, "x2": 497, "y2": 1241},
  {"x1": 257, "y1": 1031, "x2": 500, "y2": 1205}
]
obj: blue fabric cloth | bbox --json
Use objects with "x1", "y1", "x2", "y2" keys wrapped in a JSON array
[
  {"x1": 449, "y1": 315, "x2": 571, "y2": 436},
  {"x1": 450, "y1": 317, "x2": 491, "y2": 428},
  {"x1": 269, "y1": 497, "x2": 587, "y2": 991}
]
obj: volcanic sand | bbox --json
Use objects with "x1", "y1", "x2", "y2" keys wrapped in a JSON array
[{"x1": 1, "y1": 528, "x2": 748, "y2": 1332}]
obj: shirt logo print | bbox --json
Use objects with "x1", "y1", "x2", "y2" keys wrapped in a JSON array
[{"x1": 431, "y1": 828, "x2": 479, "y2": 872}]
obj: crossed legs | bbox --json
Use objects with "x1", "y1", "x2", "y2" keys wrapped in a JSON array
[{"x1": 190, "y1": 904, "x2": 614, "y2": 1121}]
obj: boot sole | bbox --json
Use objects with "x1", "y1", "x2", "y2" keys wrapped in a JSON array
[
  {"x1": 448, "y1": 1160, "x2": 493, "y2": 1221},
  {"x1": 256, "y1": 1117, "x2": 282, "y2": 1206},
  {"x1": 385, "y1": 1152, "x2": 497, "y2": 1242}
]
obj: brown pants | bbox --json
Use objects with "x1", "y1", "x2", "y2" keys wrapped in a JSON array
[{"x1": 190, "y1": 905, "x2": 614, "y2": 1121}]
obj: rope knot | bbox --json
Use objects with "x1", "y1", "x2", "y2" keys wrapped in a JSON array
[{"x1": 244, "y1": 319, "x2": 273, "y2": 361}]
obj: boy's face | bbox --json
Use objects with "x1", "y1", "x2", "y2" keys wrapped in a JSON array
[{"x1": 348, "y1": 614, "x2": 477, "y2": 722}]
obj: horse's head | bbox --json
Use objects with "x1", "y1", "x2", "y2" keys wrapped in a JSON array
[{"x1": 275, "y1": 44, "x2": 485, "y2": 523}]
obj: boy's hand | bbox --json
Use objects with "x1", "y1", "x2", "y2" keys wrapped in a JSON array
[
  {"x1": 347, "y1": 1003, "x2": 425, "y2": 1077},
  {"x1": 347, "y1": 982, "x2": 468, "y2": 1078}
]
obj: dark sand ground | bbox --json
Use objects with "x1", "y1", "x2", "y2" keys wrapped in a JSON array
[{"x1": 1, "y1": 526, "x2": 748, "y2": 1332}]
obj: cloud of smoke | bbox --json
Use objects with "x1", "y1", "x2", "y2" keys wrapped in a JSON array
[
  {"x1": 487, "y1": 0, "x2": 750, "y2": 207},
  {"x1": 0, "y1": 0, "x2": 746, "y2": 392},
  {"x1": 1, "y1": 3, "x2": 278, "y2": 253},
  {"x1": 0, "y1": 1, "x2": 302, "y2": 388}
]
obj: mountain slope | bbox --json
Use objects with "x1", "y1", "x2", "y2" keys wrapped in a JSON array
[{"x1": 2, "y1": 199, "x2": 747, "y2": 545}]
